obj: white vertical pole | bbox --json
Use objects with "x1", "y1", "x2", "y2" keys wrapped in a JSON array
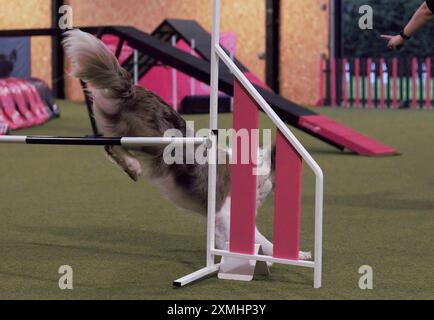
[
  {"x1": 206, "y1": 0, "x2": 221, "y2": 268},
  {"x1": 190, "y1": 39, "x2": 196, "y2": 96},
  {"x1": 314, "y1": 175, "x2": 324, "y2": 288},
  {"x1": 171, "y1": 35, "x2": 178, "y2": 111},
  {"x1": 230, "y1": 51, "x2": 235, "y2": 112},
  {"x1": 133, "y1": 50, "x2": 139, "y2": 85}
]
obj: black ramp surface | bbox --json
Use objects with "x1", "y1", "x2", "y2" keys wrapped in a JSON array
[
  {"x1": 108, "y1": 26, "x2": 317, "y2": 120},
  {"x1": 160, "y1": 19, "x2": 248, "y2": 72},
  {"x1": 100, "y1": 26, "x2": 344, "y2": 149},
  {"x1": 122, "y1": 19, "x2": 242, "y2": 80}
]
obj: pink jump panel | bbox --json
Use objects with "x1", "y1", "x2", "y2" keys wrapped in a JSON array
[
  {"x1": 229, "y1": 79, "x2": 259, "y2": 255},
  {"x1": 273, "y1": 131, "x2": 302, "y2": 260}
]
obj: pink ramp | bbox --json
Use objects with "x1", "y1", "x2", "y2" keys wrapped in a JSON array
[
  {"x1": 140, "y1": 34, "x2": 236, "y2": 109},
  {"x1": 0, "y1": 121, "x2": 7, "y2": 135},
  {"x1": 244, "y1": 71, "x2": 273, "y2": 92},
  {"x1": 229, "y1": 79, "x2": 259, "y2": 255},
  {"x1": 14, "y1": 79, "x2": 50, "y2": 124},
  {"x1": 299, "y1": 115, "x2": 397, "y2": 156},
  {"x1": 0, "y1": 108, "x2": 9, "y2": 134},
  {"x1": 0, "y1": 80, "x2": 28, "y2": 130},
  {"x1": 273, "y1": 131, "x2": 302, "y2": 260},
  {"x1": 5, "y1": 79, "x2": 39, "y2": 127},
  {"x1": 101, "y1": 35, "x2": 134, "y2": 65}
]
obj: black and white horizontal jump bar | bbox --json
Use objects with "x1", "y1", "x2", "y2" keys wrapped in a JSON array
[{"x1": 0, "y1": 136, "x2": 210, "y2": 147}]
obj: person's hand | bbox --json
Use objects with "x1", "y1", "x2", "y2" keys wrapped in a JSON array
[{"x1": 381, "y1": 34, "x2": 405, "y2": 50}]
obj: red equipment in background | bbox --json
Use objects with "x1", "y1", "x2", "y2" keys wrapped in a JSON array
[
  {"x1": 12, "y1": 78, "x2": 50, "y2": 124},
  {"x1": 319, "y1": 56, "x2": 434, "y2": 110},
  {"x1": 0, "y1": 78, "x2": 55, "y2": 133},
  {"x1": 5, "y1": 79, "x2": 39, "y2": 126},
  {"x1": 0, "y1": 107, "x2": 9, "y2": 135},
  {"x1": 0, "y1": 79, "x2": 28, "y2": 129}
]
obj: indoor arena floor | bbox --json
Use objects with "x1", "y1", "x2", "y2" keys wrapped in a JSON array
[{"x1": 0, "y1": 101, "x2": 432, "y2": 300}]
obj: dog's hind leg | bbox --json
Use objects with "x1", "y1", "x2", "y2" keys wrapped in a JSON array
[
  {"x1": 215, "y1": 197, "x2": 231, "y2": 250},
  {"x1": 105, "y1": 146, "x2": 142, "y2": 181},
  {"x1": 255, "y1": 227, "x2": 273, "y2": 256},
  {"x1": 255, "y1": 228, "x2": 312, "y2": 261}
]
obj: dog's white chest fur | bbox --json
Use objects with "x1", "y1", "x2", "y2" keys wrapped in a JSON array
[{"x1": 150, "y1": 173, "x2": 205, "y2": 214}]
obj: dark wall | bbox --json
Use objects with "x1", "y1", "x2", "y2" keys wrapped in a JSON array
[
  {"x1": 52, "y1": 0, "x2": 65, "y2": 99},
  {"x1": 0, "y1": 38, "x2": 31, "y2": 78},
  {"x1": 266, "y1": 0, "x2": 280, "y2": 93},
  {"x1": 343, "y1": 0, "x2": 434, "y2": 57}
]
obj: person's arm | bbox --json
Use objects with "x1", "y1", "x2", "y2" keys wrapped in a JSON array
[{"x1": 381, "y1": 1, "x2": 434, "y2": 50}]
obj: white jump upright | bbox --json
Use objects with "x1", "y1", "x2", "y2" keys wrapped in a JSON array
[{"x1": 174, "y1": 0, "x2": 324, "y2": 288}]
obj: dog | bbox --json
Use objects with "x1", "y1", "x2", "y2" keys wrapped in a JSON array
[{"x1": 62, "y1": 29, "x2": 311, "y2": 260}]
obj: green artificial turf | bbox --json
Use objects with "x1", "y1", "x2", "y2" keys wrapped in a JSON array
[{"x1": 0, "y1": 100, "x2": 432, "y2": 300}]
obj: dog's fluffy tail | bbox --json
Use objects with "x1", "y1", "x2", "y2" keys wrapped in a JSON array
[{"x1": 62, "y1": 29, "x2": 133, "y2": 102}]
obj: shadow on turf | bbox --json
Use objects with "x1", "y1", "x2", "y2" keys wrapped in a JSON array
[
  {"x1": 14, "y1": 225, "x2": 204, "y2": 268},
  {"x1": 12, "y1": 225, "x2": 316, "y2": 289},
  {"x1": 0, "y1": 269, "x2": 64, "y2": 285}
]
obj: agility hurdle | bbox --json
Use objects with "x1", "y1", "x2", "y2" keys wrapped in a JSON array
[
  {"x1": 0, "y1": 136, "x2": 208, "y2": 146},
  {"x1": 0, "y1": 0, "x2": 323, "y2": 289},
  {"x1": 174, "y1": 0, "x2": 324, "y2": 288}
]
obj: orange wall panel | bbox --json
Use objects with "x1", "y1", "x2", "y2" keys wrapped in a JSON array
[
  {"x1": 280, "y1": 0, "x2": 329, "y2": 106},
  {"x1": 0, "y1": 0, "x2": 52, "y2": 87}
]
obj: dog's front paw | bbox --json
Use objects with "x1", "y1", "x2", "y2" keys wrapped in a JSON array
[
  {"x1": 104, "y1": 146, "x2": 142, "y2": 182},
  {"x1": 125, "y1": 157, "x2": 142, "y2": 182},
  {"x1": 299, "y1": 251, "x2": 312, "y2": 261}
]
